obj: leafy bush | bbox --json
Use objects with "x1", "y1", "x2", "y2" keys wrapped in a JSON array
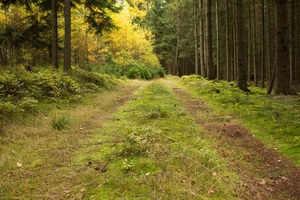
[
  {"x1": 0, "y1": 68, "x2": 118, "y2": 123},
  {"x1": 35, "y1": 71, "x2": 82, "y2": 98},
  {"x1": 126, "y1": 66, "x2": 141, "y2": 79},
  {"x1": 71, "y1": 68, "x2": 117, "y2": 91},
  {"x1": 93, "y1": 61, "x2": 165, "y2": 80}
]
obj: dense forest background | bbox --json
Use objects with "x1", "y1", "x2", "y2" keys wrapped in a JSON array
[{"x1": 0, "y1": 0, "x2": 298, "y2": 94}]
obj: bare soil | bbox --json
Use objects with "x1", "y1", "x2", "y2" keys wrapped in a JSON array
[{"x1": 172, "y1": 87, "x2": 300, "y2": 200}]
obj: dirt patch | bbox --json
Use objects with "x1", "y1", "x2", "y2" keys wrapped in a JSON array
[{"x1": 172, "y1": 87, "x2": 300, "y2": 200}]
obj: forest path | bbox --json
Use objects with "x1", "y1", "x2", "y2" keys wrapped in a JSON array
[
  {"x1": 0, "y1": 79, "x2": 150, "y2": 199},
  {"x1": 161, "y1": 77, "x2": 300, "y2": 200},
  {"x1": 1, "y1": 77, "x2": 299, "y2": 199}
]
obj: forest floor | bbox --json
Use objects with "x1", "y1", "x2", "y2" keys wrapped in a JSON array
[{"x1": 0, "y1": 76, "x2": 299, "y2": 199}]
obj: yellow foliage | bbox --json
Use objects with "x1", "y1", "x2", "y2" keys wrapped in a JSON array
[{"x1": 107, "y1": 1, "x2": 160, "y2": 67}]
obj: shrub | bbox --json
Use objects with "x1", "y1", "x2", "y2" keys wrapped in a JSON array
[
  {"x1": 35, "y1": 71, "x2": 82, "y2": 98},
  {"x1": 71, "y1": 68, "x2": 117, "y2": 91},
  {"x1": 126, "y1": 66, "x2": 141, "y2": 79}
]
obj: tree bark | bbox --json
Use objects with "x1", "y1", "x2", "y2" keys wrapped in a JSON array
[
  {"x1": 206, "y1": 0, "x2": 214, "y2": 80},
  {"x1": 199, "y1": 0, "x2": 206, "y2": 77},
  {"x1": 51, "y1": 0, "x2": 59, "y2": 69},
  {"x1": 275, "y1": 0, "x2": 290, "y2": 94},
  {"x1": 236, "y1": 0, "x2": 249, "y2": 91},
  {"x1": 193, "y1": 0, "x2": 199, "y2": 75},
  {"x1": 289, "y1": 0, "x2": 295, "y2": 85},
  {"x1": 226, "y1": 0, "x2": 231, "y2": 81},
  {"x1": 248, "y1": 0, "x2": 252, "y2": 82},
  {"x1": 253, "y1": 0, "x2": 258, "y2": 86},
  {"x1": 216, "y1": 0, "x2": 220, "y2": 79},
  {"x1": 64, "y1": 0, "x2": 72, "y2": 72},
  {"x1": 261, "y1": 0, "x2": 265, "y2": 88}
]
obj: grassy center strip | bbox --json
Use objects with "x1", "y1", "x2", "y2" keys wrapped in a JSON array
[{"x1": 74, "y1": 82, "x2": 240, "y2": 199}]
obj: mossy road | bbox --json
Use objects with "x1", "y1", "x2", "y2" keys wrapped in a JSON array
[{"x1": 0, "y1": 77, "x2": 299, "y2": 200}]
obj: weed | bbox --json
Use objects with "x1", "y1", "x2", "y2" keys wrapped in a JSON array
[{"x1": 50, "y1": 114, "x2": 70, "y2": 130}]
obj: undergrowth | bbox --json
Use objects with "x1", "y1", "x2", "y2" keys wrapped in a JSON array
[
  {"x1": 0, "y1": 68, "x2": 117, "y2": 126},
  {"x1": 181, "y1": 75, "x2": 300, "y2": 166},
  {"x1": 73, "y1": 82, "x2": 240, "y2": 199}
]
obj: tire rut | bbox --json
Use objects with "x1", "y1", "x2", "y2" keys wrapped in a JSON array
[{"x1": 169, "y1": 84, "x2": 300, "y2": 200}]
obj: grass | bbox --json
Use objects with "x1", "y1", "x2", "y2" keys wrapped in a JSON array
[
  {"x1": 180, "y1": 75, "x2": 300, "y2": 166},
  {"x1": 0, "y1": 81, "x2": 140, "y2": 199},
  {"x1": 73, "y1": 81, "x2": 240, "y2": 199}
]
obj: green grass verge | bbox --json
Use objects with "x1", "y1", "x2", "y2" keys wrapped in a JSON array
[
  {"x1": 73, "y1": 82, "x2": 240, "y2": 199},
  {"x1": 180, "y1": 75, "x2": 300, "y2": 166}
]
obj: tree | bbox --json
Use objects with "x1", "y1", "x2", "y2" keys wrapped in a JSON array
[
  {"x1": 275, "y1": 0, "x2": 290, "y2": 94},
  {"x1": 236, "y1": 0, "x2": 249, "y2": 91},
  {"x1": 63, "y1": 0, "x2": 71, "y2": 72},
  {"x1": 215, "y1": 0, "x2": 220, "y2": 79},
  {"x1": 206, "y1": 0, "x2": 214, "y2": 80},
  {"x1": 193, "y1": 0, "x2": 199, "y2": 75},
  {"x1": 51, "y1": 0, "x2": 58, "y2": 69},
  {"x1": 199, "y1": 0, "x2": 206, "y2": 77},
  {"x1": 226, "y1": 0, "x2": 231, "y2": 81}
]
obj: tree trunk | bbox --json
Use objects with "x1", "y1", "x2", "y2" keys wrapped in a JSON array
[
  {"x1": 236, "y1": 0, "x2": 249, "y2": 91},
  {"x1": 253, "y1": 0, "x2": 258, "y2": 86},
  {"x1": 199, "y1": 0, "x2": 206, "y2": 77},
  {"x1": 275, "y1": 0, "x2": 290, "y2": 94},
  {"x1": 174, "y1": 27, "x2": 180, "y2": 76},
  {"x1": 226, "y1": 0, "x2": 231, "y2": 81},
  {"x1": 248, "y1": 0, "x2": 252, "y2": 82},
  {"x1": 289, "y1": 0, "x2": 295, "y2": 85},
  {"x1": 261, "y1": 0, "x2": 265, "y2": 88},
  {"x1": 51, "y1": 0, "x2": 59, "y2": 69},
  {"x1": 64, "y1": 0, "x2": 72, "y2": 72},
  {"x1": 193, "y1": 0, "x2": 199, "y2": 75},
  {"x1": 206, "y1": 0, "x2": 214, "y2": 80},
  {"x1": 216, "y1": 0, "x2": 220, "y2": 79}
]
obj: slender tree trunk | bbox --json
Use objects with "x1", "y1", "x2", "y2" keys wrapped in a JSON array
[
  {"x1": 216, "y1": 0, "x2": 220, "y2": 79},
  {"x1": 248, "y1": 0, "x2": 252, "y2": 82},
  {"x1": 51, "y1": 0, "x2": 59, "y2": 69},
  {"x1": 253, "y1": 0, "x2": 257, "y2": 85},
  {"x1": 290, "y1": 0, "x2": 295, "y2": 85},
  {"x1": 261, "y1": 0, "x2": 265, "y2": 88},
  {"x1": 206, "y1": 0, "x2": 214, "y2": 80},
  {"x1": 296, "y1": 1, "x2": 300, "y2": 82},
  {"x1": 236, "y1": 0, "x2": 249, "y2": 91},
  {"x1": 226, "y1": 0, "x2": 231, "y2": 81},
  {"x1": 233, "y1": 0, "x2": 237, "y2": 81},
  {"x1": 174, "y1": 28, "x2": 180, "y2": 76},
  {"x1": 275, "y1": 0, "x2": 290, "y2": 94},
  {"x1": 64, "y1": 0, "x2": 72, "y2": 72},
  {"x1": 193, "y1": 0, "x2": 199, "y2": 75},
  {"x1": 199, "y1": 0, "x2": 206, "y2": 77},
  {"x1": 267, "y1": 0, "x2": 272, "y2": 81}
]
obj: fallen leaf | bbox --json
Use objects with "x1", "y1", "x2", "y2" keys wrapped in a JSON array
[
  {"x1": 207, "y1": 189, "x2": 215, "y2": 195},
  {"x1": 16, "y1": 162, "x2": 22, "y2": 167},
  {"x1": 280, "y1": 176, "x2": 288, "y2": 181},
  {"x1": 258, "y1": 179, "x2": 266, "y2": 185}
]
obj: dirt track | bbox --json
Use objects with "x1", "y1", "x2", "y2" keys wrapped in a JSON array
[{"x1": 168, "y1": 79, "x2": 300, "y2": 200}]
